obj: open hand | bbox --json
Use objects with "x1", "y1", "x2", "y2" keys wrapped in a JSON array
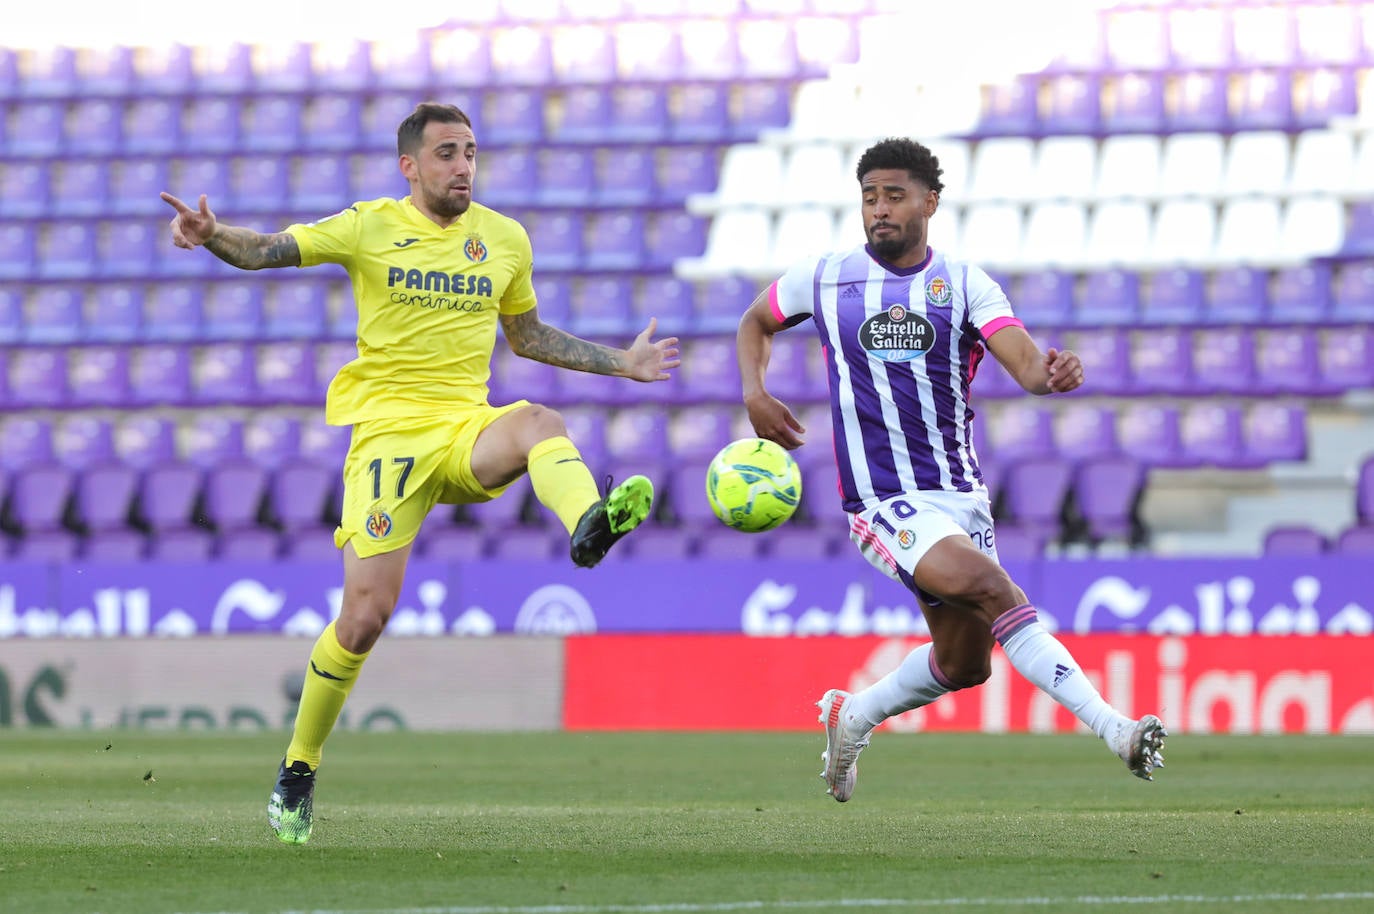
[
  {"x1": 625, "y1": 317, "x2": 681, "y2": 382},
  {"x1": 160, "y1": 192, "x2": 217, "y2": 249}
]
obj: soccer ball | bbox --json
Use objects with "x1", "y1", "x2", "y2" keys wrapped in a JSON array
[{"x1": 705, "y1": 437, "x2": 802, "y2": 533}]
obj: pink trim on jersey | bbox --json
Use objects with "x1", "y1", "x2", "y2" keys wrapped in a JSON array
[
  {"x1": 768, "y1": 281, "x2": 786, "y2": 324},
  {"x1": 980, "y1": 316, "x2": 1024, "y2": 341},
  {"x1": 850, "y1": 514, "x2": 900, "y2": 573}
]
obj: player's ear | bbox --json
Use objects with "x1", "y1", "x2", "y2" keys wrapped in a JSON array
[{"x1": 398, "y1": 153, "x2": 417, "y2": 183}]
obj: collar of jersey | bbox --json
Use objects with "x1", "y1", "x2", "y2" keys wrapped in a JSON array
[
  {"x1": 865, "y1": 244, "x2": 934, "y2": 276},
  {"x1": 401, "y1": 196, "x2": 471, "y2": 234}
]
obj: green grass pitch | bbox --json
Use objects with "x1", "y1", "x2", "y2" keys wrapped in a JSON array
[{"x1": 0, "y1": 730, "x2": 1370, "y2": 914}]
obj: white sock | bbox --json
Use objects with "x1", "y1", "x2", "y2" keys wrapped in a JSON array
[
  {"x1": 847, "y1": 642, "x2": 954, "y2": 736},
  {"x1": 992, "y1": 604, "x2": 1127, "y2": 739}
]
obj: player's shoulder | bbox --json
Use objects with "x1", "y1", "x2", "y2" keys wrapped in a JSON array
[{"x1": 930, "y1": 249, "x2": 1002, "y2": 291}]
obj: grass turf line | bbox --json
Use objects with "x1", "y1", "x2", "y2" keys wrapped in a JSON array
[{"x1": 0, "y1": 731, "x2": 1369, "y2": 914}]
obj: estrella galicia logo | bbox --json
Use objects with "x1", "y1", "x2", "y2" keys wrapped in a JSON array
[
  {"x1": 925, "y1": 277, "x2": 952, "y2": 307},
  {"x1": 464, "y1": 235, "x2": 488, "y2": 263},
  {"x1": 857, "y1": 304, "x2": 936, "y2": 362},
  {"x1": 365, "y1": 509, "x2": 393, "y2": 539}
]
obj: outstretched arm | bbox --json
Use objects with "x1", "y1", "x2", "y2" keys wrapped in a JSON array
[
  {"x1": 160, "y1": 192, "x2": 301, "y2": 270},
  {"x1": 500, "y1": 309, "x2": 680, "y2": 381},
  {"x1": 738, "y1": 288, "x2": 805, "y2": 449},
  {"x1": 984, "y1": 324, "x2": 1084, "y2": 395}
]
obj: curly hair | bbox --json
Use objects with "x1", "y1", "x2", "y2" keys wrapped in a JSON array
[
  {"x1": 397, "y1": 102, "x2": 473, "y2": 157},
  {"x1": 855, "y1": 137, "x2": 945, "y2": 195}
]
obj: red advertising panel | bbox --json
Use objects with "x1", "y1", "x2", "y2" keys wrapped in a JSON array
[{"x1": 563, "y1": 634, "x2": 1374, "y2": 734}]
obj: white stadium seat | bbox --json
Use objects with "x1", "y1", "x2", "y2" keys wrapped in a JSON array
[
  {"x1": 780, "y1": 143, "x2": 853, "y2": 207},
  {"x1": 1020, "y1": 202, "x2": 1089, "y2": 267},
  {"x1": 1084, "y1": 200, "x2": 1153, "y2": 266},
  {"x1": 1278, "y1": 196, "x2": 1346, "y2": 260},
  {"x1": 959, "y1": 203, "x2": 1025, "y2": 267},
  {"x1": 966, "y1": 137, "x2": 1037, "y2": 203},
  {"x1": 1287, "y1": 131, "x2": 1356, "y2": 195},
  {"x1": 1221, "y1": 131, "x2": 1291, "y2": 197},
  {"x1": 1149, "y1": 199, "x2": 1218, "y2": 265},
  {"x1": 770, "y1": 206, "x2": 837, "y2": 271},
  {"x1": 1031, "y1": 136, "x2": 1099, "y2": 201},
  {"x1": 1213, "y1": 198, "x2": 1284, "y2": 263},
  {"x1": 1094, "y1": 135, "x2": 1162, "y2": 201},
  {"x1": 1157, "y1": 133, "x2": 1226, "y2": 199}
]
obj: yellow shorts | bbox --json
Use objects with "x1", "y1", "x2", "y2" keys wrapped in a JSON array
[{"x1": 333, "y1": 401, "x2": 530, "y2": 557}]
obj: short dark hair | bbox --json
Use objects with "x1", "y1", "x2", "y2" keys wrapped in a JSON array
[
  {"x1": 397, "y1": 102, "x2": 472, "y2": 157},
  {"x1": 855, "y1": 137, "x2": 945, "y2": 195}
]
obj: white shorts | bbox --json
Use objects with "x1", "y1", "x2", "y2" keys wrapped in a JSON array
[{"x1": 848, "y1": 490, "x2": 999, "y2": 600}]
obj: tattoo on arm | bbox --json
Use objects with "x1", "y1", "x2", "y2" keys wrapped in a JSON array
[
  {"x1": 204, "y1": 226, "x2": 301, "y2": 270},
  {"x1": 501, "y1": 310, "x2": 624, "y2": 375}
]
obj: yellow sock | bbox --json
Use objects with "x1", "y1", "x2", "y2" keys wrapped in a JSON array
[
  {"x1": 285, "y1": 621, "x2": 368, "y2": 770},
  {"x1": 527, "y1": 436, "x2": 600, "y2": 534}
]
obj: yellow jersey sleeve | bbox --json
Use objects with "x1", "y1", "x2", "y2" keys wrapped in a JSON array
[{"x1": 285, "y1": 197, "x2": 541, "y2": 426}]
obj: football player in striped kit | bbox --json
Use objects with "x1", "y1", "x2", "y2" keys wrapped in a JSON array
[{"x1": 736, "y1": 137, "x2": 1166, "y2": 802}]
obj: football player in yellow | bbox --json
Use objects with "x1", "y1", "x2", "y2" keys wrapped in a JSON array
[{"x1": 160, "y1": 102, "x2": 679, "y2": 844}]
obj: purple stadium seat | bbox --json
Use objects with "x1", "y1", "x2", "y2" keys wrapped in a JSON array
[
  {"x1": 536, "y1": 147, "x2": 596, "y2": 207},
  {"x1": 1073, "y1": 455, "x2": 1145, "y2": 544},
  {"x1": 216, "y1": 528, "x2": 282, "y2": 561},
  {"x1": 765, "y1": 332, "x2": 820, "y2": 404},
  {"x1": 1166, "y1": 72, "x2": 1230, "y2": 132},
  {"x1": 36, "y1": 223, "x2": 99, "y2": 280},
  {"x1": 181, "y1": 413, "x2": 246, "y2": 469},
  {"x1": 487, "y1": 345, "x2": 562, "y2": 406},
  {"x1": 549, "y1": 85, "x2": 613, "y2": 144},
  {"x1": 1141, "y1": 268, "x2": 1205, "y2": 325},
  {"x1": 0, "y1": 223, "x2": 36, "y2": 280},
  {"x1": 1040, "y1": 73, "x2": 1100, "y2": 134},
  {"x1": 1244, "y1": 401, "x2": 1307, "y2": 465},
  {"x1": 0, "y1": 416, "x2": 54, "y2": 472},
  {"x1": 1263, "y1": 525, "x2": 1328, "y2": 556},
  {"x1": 532, "y1": 275, "x2": 571, "y2": 326},
  {"x1": 193, "y1": 342, "x2": 257, "y2": 404},
  {"x1": 666, "y1": 405, "x2": 736, "y2": 465},
  {"x1": 1205, "y1": 265, "x2": 1269, "y2": 325},
  {"x1": 138, "y1": 462, "x2": 204, "y2": 532},
  {"x1": 582, "y1": 211, "x2": 647, "y2": 272},
  {"x1": 977, "y1": 74, "x2": 1039, "y2": 136},
  {"x1": 1319, "y1": 328, "x2": 1374, "y2": 392},
  {"x1": 203, "y1": 281, "x2": 265, "y2": 340},
  {"x1": 1254, "y1": 326, "x2": 1321, "y2": 396},
  {"x1": 694, "y1": 275, "x2": 757, "y2": 337},
  {"x1": 1357, "y1": 458, "x2": 1374, "y2": 525},
  {"x1": 181, "y1": 98, "x2": 241, "y2": 154},
  {"x1": 1191, "y1": 327, "x2": 1256, "y2": 395},
  {"x1": 0, "y1": 160, "x2": 48, "y2": 218},
  {"x1": 670, "y1": 84, "x2": 731, "y2": 143},
  {"x1": 603, "y1": 406, "x2": 668, "y2": 466},
  {"x1": 20, "y1": 45, "x2": 77, "y2": 96},
  {"x1": 665, "y1": 463, "x2": 719, "y2": 530},
  {"x1": 228, "y1": 154, "x2": 291, "y2": 213},
  {"x1": 202, "y1": 461, "x2": 269, "y2": 532},
  {"x1": 270, "y1": 460, "x2": 336, "y2": 531},
  {"x1": 133, "y1": 43, "x2": 191, "y2": 94},
  {"x1": 568, "y1": 275, "x2": 634, "y2": 337},
  {"x1": 82, "y1": 530, "x2": 149, "y2": 562},
  {"x1": 310, "y1": 38, "x2": 372, "y2": 92},
  {"x1": 1075, "y1": 269, "x2": 1141, "y2": 326},
  {"x1": 607, "y1": 85, "x2": 670, "y2": 143},
  {"x1": 0, "y1": 287, "x2": 19, "y2": 344},
  {"x1": 646, "y1": 211, "x2": 708, "y2": 271},
  {"x1": 129, "y1": 344, "x2": 193, "y2": 406},
  {"x1": 54, "y1": 416, "x2": 116, "y2": 471},
  {"x1": 730, "y1": 82, "x2": 793, "y2": 140},
  {"x1": 256, "y1": 342, "x2": 318, "y2": 406},
  {"x1": 122, "y1": 97, "x2": 181, "y2": 155},
  {"x1": 1118, "y1": 402, "x2": 1187, "y2": 468},
  {"x1": 1002, "y1": 457, "x2": 1072, "y2": 535},
  {"x1": 244, "y1": 412, "x2": 303, "y2": 470},
  {"x1": 676, "y1": 336, "x2": 740, "y2": 403},
  {"x1": 288, "y1": 153, "x2": 350, "y2": 212},
  {"x1": 279, "y1": 528, "x2": 341, "y2": 561},
  {"x1": 625, "y1": 525, "x2": 695, "y2": 560},
  {"x1": 466, "y1": 475, "x2": 534, "y2": 531},
  {"x1": 370, "y1": 34, "x2": 433, "y2": 92},
  {"x1": 64, "y1": 99, "x2": 122, "y2": 156},
  {"x1": 696, "y1": 526, "x2": 769, "y2": 560},
  {"x1": 314, "y1": 340, "x2": 357, "y2": 399},
  {"x1": 298, "y1": 413, "x2": 351, "y2": 468},
  {"x1": 76, "y1": 464, "x2": 140, "y2": 532},
  {"x1": 480, "y1": 88, "x2": 545, "y2": 144},
  {"x1": 142, "y1": 285, "x2": 204, "y2": 341},
  {"x1": 113, "y1": 415, "x2": 177, "y2": 469},
  {"x1": 108, "y1": 158, "x2": 170, "y2": 216},
  {"x1": 12, "y1": 532, "x2": 82, "y2": 564},
  {"x1": 1069, "y1": 328, "x2": 1132, "y2": 396},
  {"x1": 96, "y1": 219, "x2": 159, "y2": 280},
  {"x1": 301, "y1": 94, "x2": 362, "y2": 151},
  {"x1": 1180, "y1": 402, "x2": 1246, "y2": 467},
  {"x1": 1343, "y1": 204, "x2": 1374, "y2": 258},
  {"x1": 1054, "y1": 405, "x2": 1120, "y2": 463},
  {"x1": 264, "y1": 282, "x2": 328, "y2": 339},
  {"x1": 476, "y1": 146, "x2": 537, "y2": 210},
  {"x1": 66, "y1": 346, "x2": 132, "y2": 408},
  {"x1": 1099, "y1": 72, "x2": 1166, "y2": 134},
  {"x1": 634, "y1": 274, "x2": 695, "y2": 337},
  {"x1": 1335, "y1": 525, "x2": 1374, "y2": 556},
  {"x1": 419, "y1": 525, "x2": 488, "y2": 562},
  {"x1": 1331, "y1": 262, "x2": 1374, "y2": 322},
  {"x1": 1229, "y1": 70, "x2": 1294, "y2": 131},
  {"x1": 192, "y1": 42, "x2": 251, "y2": 94},
  {"x1": 525, "y1": 210, "x2": 583, "y2": 272},
  {"x1": 1270, "y1": 264, "x2": 1332, "y2": 323},
  {"x1": 986, "y1": 403, "x2": 1055, "y2": 462},
  {"x1": 1293, "y1": 67, "x2": 1359, "y2": 129},
  {"x1": 657, "y1": 146, "x2": 720, "y2": 204},
  {"x1": 7, "y1": 348, "x2": 69, "y2": 408},
  {"x1": 1013, "y1": 272, "x2": 1076, "y2": 329},
  {"x1": 357, "y1": 92, "x2": 415, "y2": 152},
  {"x1": 83, "y1": 283, "x2": 143, "y2": 343},
  {"x1": 487, "y1": 527, "x2": 565, "y2": 562},
  {"x1": 147, "y1": 528, "x2": 216, "y2": 562},
  {"x1": 22, "y1": 285, "x2": 84, "y2": 343},
  {"x1": 8, "y1": 466, "x2": 76, "y2": 534},
  {"x1": 1127, "y1": 326, "x2": 1194, "y2": 396},
  {"x1": 765, "y1": 526, "x2": 836, "y2": 561},
  {"x1": 7, "y1": 100, "x2": 64, "y2": 156},
  {"x1": 595, "y1": 146, "x2": 657, "y2": 207},
  {"x1": 50, "y1": 160, "x2": 110, "y2": 218}
]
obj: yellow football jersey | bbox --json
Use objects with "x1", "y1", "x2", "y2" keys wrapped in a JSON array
[{"x1": 286, "y1": 196, "x2": 537, "y2": 425}]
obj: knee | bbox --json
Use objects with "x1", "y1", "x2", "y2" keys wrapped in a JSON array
[
  {"x1": 523, "y1": 404, "x2": 569, "y2": 442},
  {"x1": 933, "y1": 648, "x2": 993, "y2": 689},
  {"x1": 949, "y1": 565, "x2": 1021, "y2": 616},
  {"x1": 337, "y1": 584, "x2": 399, "y2": 651}
]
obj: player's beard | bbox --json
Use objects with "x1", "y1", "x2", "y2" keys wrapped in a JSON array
[
  {"x1": 423, "y1": 184, "x2": 470, "y2": 220},
  {"x1": 868, "y1": 223, "x2": 915, "y2": 262}
]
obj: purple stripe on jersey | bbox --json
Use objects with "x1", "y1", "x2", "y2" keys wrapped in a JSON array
[
  {"x1": 827, "y1": 252, "x2": 894, "y2": 510},
  {"x1": 991, "y1": 603, "x2": 1040, "y2": 645},
  {"x1": 919, "y1": 264, "x2": 969, "y2": 488}
]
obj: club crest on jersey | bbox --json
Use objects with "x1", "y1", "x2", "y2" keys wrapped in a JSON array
[
  {"x1": 464, "y1": 235, "x2": 488, "y2": 263},
  {"x1": 896, "y1": 529, "x2": 916, "y2": 549},
  {"x1": 365, "y1": 509, "x2": 394, "y2": 539},
  {"x1": 925, "y1": 277, "x2": 952, "y2": 306},
  {"x1": 857, "y1": 304, "x2": 937, "y2": 362}
]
